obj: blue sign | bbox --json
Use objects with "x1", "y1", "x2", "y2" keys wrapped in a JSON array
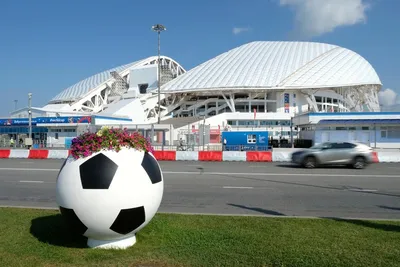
[
  {"x1": 64, "y1": 137, "x2": 75, "y2": 149},
  {"x1": 0, "y1": 116, "x2": 92, "y2": 126}
]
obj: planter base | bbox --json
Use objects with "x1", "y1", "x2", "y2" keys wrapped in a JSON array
[{"x1": 87, "y1": 235, "x2": 136, "y2": 249}]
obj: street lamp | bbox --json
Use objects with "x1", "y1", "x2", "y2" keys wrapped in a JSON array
[
  {"x1": 152, "y1": 24, "x2": 166, "y2": 124},
  {"x1": 28, "y1": 93, "x2": 32, "y2": 139}
]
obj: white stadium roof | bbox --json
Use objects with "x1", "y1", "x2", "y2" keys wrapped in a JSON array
[
  {"x1": 161, "y1": 41, "x2": 382, "y2": 93},
  {"x1": 49, "y1": 56, "x2": 171, "y2": 103}
]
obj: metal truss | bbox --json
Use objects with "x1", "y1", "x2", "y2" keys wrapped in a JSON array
[{"x1": 68, "y1": 56, "x2": 186, "y2": 113}]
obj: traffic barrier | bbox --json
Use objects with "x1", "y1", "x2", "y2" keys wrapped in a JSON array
[
  {"x1": 1, "y1": 149, "x2": 400, "y2": 163},
  {"x1": 371, "y1": 152, "x2": 379, "y2": 163},
  {"x1": 199, "y1": 151, "x2": 223, "y2": 161},
  {"x1": 28, "y1": 149, "x2": 49, "y2": 159},
  {"x1": 246, "y1": 151, "x2": 272, "y2": 162},
  {"x1": 0, "y1": 150, "x2": 10, "y2": 158},
  {"x1": 152, "y1": 151, "x2": 176, "y2": 161},
  {"x1": 376, "y1": 151, "x2": 400, "y2": 163},
  {"x1": 272, "y1": 151, "x2": 291, "y2": 162},
  {"x1": 176, "y1": 151, "x2": 198, "y2": 161},
  {"x1": 48, "y1": 150, "x2": 69, "y2": 159},
  {"x1": 9, "y1": 149, "x2": 30, "y2": 158},
  {"x1": 222, "y1": 151, "x2": 247, "y2": 161}
]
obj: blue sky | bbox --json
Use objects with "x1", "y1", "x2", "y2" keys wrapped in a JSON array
[{"x1": 1, "y1": 0, "x2": 399, "y2": 116}]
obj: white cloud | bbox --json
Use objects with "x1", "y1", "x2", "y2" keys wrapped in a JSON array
[
  {"x1": 233, "y1": 27, "x2": 251, "y2": 35},
  {"x1": 378, "y1": 88, "x2": 400, "y2": 107},
  {"x1": 279, "y1": 0, "x2": 370, "y2": 38}
]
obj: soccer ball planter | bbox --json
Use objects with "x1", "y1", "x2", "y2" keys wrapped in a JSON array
[{"x1": 55, "y1": 127, "x2": 163, "y2": 249}]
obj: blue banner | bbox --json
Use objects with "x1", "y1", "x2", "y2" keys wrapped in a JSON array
[
  {"x1": 0, "y1": 116, "x2": 92, "y2": 126},
  {"x1": 64, "y1": 137, "x2": 75, "y2": 149}
]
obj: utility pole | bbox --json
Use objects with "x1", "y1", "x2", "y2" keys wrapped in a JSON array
[
  {"x1": 290, "y1": 116, "x2": 294, "y2": 148},
  {"x1": 27, "y1": 93, "x2": 33, "y2": 149},
  {"x1": 152, "y1": 24, "x2": 166, "y2": 124}
]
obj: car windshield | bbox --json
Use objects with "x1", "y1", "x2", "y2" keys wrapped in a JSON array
[{"x1": 310, "y1": 142, "x2": 331, "y2": 150}]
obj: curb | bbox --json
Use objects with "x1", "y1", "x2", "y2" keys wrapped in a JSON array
[{"x1": 0, "y1": 149, "x2": 399, "y2": 163}]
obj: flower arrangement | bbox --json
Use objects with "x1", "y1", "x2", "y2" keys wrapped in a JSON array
[{"x1": 70, "y1": 126, "x2": 154, "y2": 159}]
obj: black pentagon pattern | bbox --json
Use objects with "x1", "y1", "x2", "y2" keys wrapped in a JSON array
[
  {"x1": 141, "y1": 152, "x2": 162, "y2": 184},
  {"x1": 79, "y1": 153, "x2": 118, "y2": 189},
  {"x1": 59, "y1": 206, "x2": 88, "y2": 235},
  {"x1": 110, "y1": 206, "x2": 146, "y2": 235}
]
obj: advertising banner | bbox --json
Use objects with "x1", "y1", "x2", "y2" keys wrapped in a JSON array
[
  {"x1": 284, "y1": 93, "x2": 290, "y2": 113},
  {"x1": 0, "y1": 116, "x2": 92, "y2": 126}
]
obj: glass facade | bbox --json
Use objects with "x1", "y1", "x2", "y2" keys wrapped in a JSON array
[
  {"x1": 227, "y1": 120, "x2": 291, "y2": 126},
  {"x1": 0, "y1": 127, "x2": 48, "y2": 134}
]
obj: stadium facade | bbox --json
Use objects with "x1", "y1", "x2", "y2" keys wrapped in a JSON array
[{"x1": 5, "y1": 41, "x2": 397, "y2": 148}]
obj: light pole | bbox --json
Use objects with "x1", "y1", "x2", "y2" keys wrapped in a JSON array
[
  {"x1": 152, "y1": 24, "x2": 166, "y2": 124},
  {"x1": 28, "y1": 93, "x2": 32, "y2": 140},
  {"x1": 14, "y1": 100, "x2": 18, "y2": 111}
]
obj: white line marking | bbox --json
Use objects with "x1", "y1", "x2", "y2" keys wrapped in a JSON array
[
  {"x1": 0, "y1": 168, "x2": 59, "y2": 171},
  {"x1": 348, "y1": 189, "x2": 378, "y2": 192},
  {"x1": 19, "y1": 180, "x2": 44, "y2": 183},
  {"x1": 164, "y1": 171, "x2": 400, "y2": 178},
  {"x1": 223, "y1": 186, "x2": 253, "y2": 189},
  {"x1": 0, "y1": 168, "x2": 399, "y2": 178}
]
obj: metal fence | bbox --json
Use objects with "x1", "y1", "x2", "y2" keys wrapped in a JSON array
[{"x1": 152, "y1": 145, "x2": 272, "y2": 151}]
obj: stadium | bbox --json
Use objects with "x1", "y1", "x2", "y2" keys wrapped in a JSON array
[{"x1": 4, "y1": 41, "x2": 387, "y2": 148}]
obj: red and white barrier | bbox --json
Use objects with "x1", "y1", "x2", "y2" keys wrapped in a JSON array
[{"x1": 0, "y1": 149, "x2": 398, "y2": 163}]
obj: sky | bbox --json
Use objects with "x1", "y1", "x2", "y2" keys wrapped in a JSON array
[{"x1": 0, "y1": 0, "x2": 399, "y2": 116}]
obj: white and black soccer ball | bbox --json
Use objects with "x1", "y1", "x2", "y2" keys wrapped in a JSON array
[{"x1": 55, "y1": 148, "x2": 163, "y2": 245}]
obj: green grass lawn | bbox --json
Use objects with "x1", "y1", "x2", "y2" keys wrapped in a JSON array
[{"x1": 0, "y1": 207, "x2": 399, "y2": 267}]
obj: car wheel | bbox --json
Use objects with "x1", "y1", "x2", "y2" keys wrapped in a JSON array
[
  {"x1": 353, "y1": 156, "x2": 366, "y2": 169},
  {"x1": 303, "y1": 156, "x2": 317, "y2": 169}
]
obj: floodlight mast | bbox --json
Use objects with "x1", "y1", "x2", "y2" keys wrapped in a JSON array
[{"x1": 152, "y1": 24, "x2": 166, "y2": 124}]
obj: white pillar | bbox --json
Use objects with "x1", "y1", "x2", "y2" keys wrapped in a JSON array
[
  {"x1": 248, "y1": 93, "x2": 252, "y2": 113},
  {"x1": 264, "y1": 92, "x2": 267, "y2": 113}
]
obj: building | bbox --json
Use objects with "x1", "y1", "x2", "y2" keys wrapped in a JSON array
[
  {"x1": 3, "y1": 41, "x2": 387, "y2": 148},
  {"x1": 293, "y1": 112, "x2": 400, "y2": 149}
]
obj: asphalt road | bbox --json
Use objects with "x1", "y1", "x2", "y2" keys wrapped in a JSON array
[{"x1": 1, "y1": 159, "x2": 400, "y2": 219}]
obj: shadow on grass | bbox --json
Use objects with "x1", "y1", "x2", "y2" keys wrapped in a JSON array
[
  {"x1": 30, "y1": 214, "x2": 87, "y2": 248},
  {"x1": 227, "y1": 203, "x2": 286, "y2": 216},
  {"x1": 327, "y1": 217, "x2": 400, "y2": 233}
]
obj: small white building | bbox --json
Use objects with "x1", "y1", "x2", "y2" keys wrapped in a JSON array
[{"x1": 293, "y1": 112, "x2": 400, "y2": 148}]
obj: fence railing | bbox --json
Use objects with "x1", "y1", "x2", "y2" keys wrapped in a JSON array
[{"x1": 153, "y1": 145, "x2": 273, "y2": 151}]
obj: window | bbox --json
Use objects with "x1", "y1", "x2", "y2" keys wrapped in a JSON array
[
  {"x1": 332, "y1": 142, "x2": 356, "y2": 149},
  {"x1": 362, "y1": 127, "x2": 369, "y2": 130},
  {"x1": 387, "y1": 127, "x2": 400, "y2": 139},
  {"x1": 55, "y1": 133, "x2": 59, "y2": 140},
  {"x1": 336, "y1": 127, "x2": 347, "y2": 130},
  {"x1": 247, "y1": 134, "x2": 256, "y2": 144},
  {"x1": 138, "y1": 84, "x2": 148, "y2": 94}
]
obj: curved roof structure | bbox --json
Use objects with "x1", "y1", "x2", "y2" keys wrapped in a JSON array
[
  {"x1": 50, "y1": 56, "x2": 184, "y2": 103},
  {"x1": 161, "y1": 41, "x2": 382, "y2": 93}
]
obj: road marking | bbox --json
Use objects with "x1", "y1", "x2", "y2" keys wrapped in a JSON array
[
  {"x1": 348, "y1": 189, "x2": 378, "y2": 192},
  {"x1": 0, "y1": 168, "x2": 400, "y2": 178},
  {"x1": 19, "y1": 180, "x2": 44, "y2": 183},
  {"x1": 249, "y1": 165, "x2": 269, "y2": 168},
  {"x1": 0, "y1": 168, "x2": 59, "y2": 171},
  {"x1": 223, "y1": 186, "x2": 253, "y2": 189},
  {"x1": 164, "y1": 171, "x2": 400, "y2": 178}
]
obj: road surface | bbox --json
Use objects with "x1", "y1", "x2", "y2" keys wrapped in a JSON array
[{"x1": 0, "y1": 159, "x2": 400, "y2": 219}]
